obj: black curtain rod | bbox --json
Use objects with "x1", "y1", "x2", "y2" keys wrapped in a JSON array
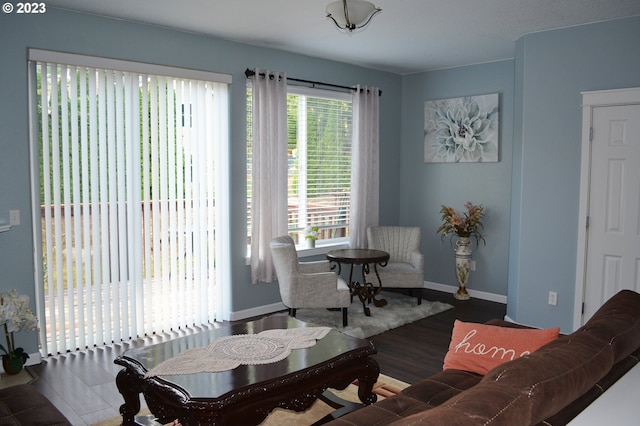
[{"x1": 244, "y1": 68, "x2": 381, "y2": 96}]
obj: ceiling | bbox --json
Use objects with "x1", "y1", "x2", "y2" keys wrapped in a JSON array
[{"x1": 46, "y1": 0, "x2": 640, "y2": 75}]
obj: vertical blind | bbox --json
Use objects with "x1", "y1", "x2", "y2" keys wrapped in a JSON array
[{"x1": 30, "y1": 54, "x2": 229, "y2": 354}]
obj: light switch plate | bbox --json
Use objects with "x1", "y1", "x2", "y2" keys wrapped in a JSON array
[{"x1": 9, "y1": 210, "x2": 20, "y2": 226}]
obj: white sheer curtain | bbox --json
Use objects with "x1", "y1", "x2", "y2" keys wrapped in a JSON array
[
  {"x1": 249, "y1": 69, "x2": 289, "y2": 283},
  {"x1": 349, "y1": 86, "x2": 380, "y2": 248}
]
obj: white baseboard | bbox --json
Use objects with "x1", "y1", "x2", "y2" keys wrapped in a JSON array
[
  {"x1": 229, "y1": 283, "x2": 506, "y2": 322},
  {"x1": 230, "y1": 301, "x2": 286, "y2": 322},
  {"x1": 423, "y1": 281, "x2": 507, "y2": 304},
  {"x1": 26, "y1": 352, "x2": 42, "y2": 366}
]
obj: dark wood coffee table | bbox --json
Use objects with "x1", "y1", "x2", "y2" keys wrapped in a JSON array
[
  {"x1": 114, "y1": 315, "x2": 379, "y2": 425},
  {"x1": 327, "y1": 249, "x2": 390, "y2": 316}
]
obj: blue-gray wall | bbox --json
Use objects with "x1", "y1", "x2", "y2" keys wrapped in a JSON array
[
  {"x1": 508, "y1": 16, "x2": 640, "y2": 331},
  {"x1": 400, "y1": 61, "x2": 515, "y2": 299},
  {"x1": 1, "y1": 9, "x2": 639, "y2": 355}
]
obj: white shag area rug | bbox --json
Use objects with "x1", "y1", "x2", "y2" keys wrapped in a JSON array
[{"x1": 280, "y1": 291, "x2": 454, "y2": 339}]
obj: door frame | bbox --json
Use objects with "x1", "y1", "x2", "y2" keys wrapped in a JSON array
[{"x1": 574, "y1": 87, "x2": 640, "y2": 330}]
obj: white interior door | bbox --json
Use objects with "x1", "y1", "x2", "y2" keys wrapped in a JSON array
[{"x1": 581, "y1": 102, "x2": 640, "y2": 322}]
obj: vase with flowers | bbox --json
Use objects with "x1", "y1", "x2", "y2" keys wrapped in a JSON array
[
  {"x1": 437, "y1": 202, "x2": 485, "y2": 300},
  {"x1": 0, "y1": 289, "x2": 37, "y2": 375},
  {"x1": 301, "y1": 226, "x2": 319, "y2": 248}
]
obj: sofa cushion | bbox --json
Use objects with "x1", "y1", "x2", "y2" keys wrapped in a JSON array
[
  {"x1": 390, "y1": 381, "x2": 532, "y2": 426},
  {"x1": 328, "y1": 395, "x2": 433, "y2": 425},
  {"x1": 401, "y1": 369, "x2": 482, "y2": 406},
  {"x1": 327, "y1": 369, "x2": 483, "y2": 425},
  {"x1": 443, "y1": 320, "x2": 560, "y2": 375},
  {"x1": 538, "y1": 346, "x2": 640, "y2": 425},
  {"x1": 485, "y1": 331, "x2": 613, "y2": 424}
]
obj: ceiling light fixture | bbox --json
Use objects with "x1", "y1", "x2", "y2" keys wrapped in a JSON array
[{"x1": 326, "y1": 0, "x2": 382, "y2": 33}]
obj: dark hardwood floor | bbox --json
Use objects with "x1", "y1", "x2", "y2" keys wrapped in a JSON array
[
  {"x1": 370, "y1": 289, "x2": 506, "y2": 384},
  {"x1": 27, "y1": 289, "x2": 505, "y2": 425}
]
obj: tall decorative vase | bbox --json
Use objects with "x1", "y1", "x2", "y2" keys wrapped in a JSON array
[{"x1": 454, "y1": 236, "x2": 472, "y2": 300}]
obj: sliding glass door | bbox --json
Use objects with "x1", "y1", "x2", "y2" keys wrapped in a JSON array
[{"x1": 29, "y1": 51, "x2": 230, "y2": 354}]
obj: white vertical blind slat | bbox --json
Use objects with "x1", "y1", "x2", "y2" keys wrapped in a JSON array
[
  {"x1": 126, "y1": 72, "x2": 138, "y2": 339},
  {"x1": 206, "y1": 82, "x2": 217, "y2": 324},
  {"x1": 131, "y1": 74, "x2": 144, "y2": 339},
  {"x1": 79, "y1": 67, "x2": 90, "y2": 350},
  {"x1": 61, "y1": 64, "x2": 75, "y2": 352},
  {"x1": 150, "y1": 75, "x2": 161, "y2": 333},
  {"x1": 86, "y1": 67, "x2": 98, "y2": 349},
  {"x1": 50, "y1": 64, "x2": 65, "y2": 353},
  {"x1": 167, "y1": 78, "x2": 178, "y2": 328},
  {"x1": 106, "y1": 69, "x2": 118, "y2": 344},
  {"x1": 40, "y1": 63, "x2": 56, "y2": 355},
  {"x1": 141, "y1": 75, "x2": 152, "y2": 336},
  {"x1": 97, "y1": 67, "x2": 109, "y2": 347},
  {"x1": 69, "y1": 66, "x2": 81, "y2": 351},
  {"x1": 175, "y1": 80, "x2": 186, "y2": 325},
  {"x1": 159, "y1": 77, "x2": 170, "y2": 331},
  {"x1": 196, "y1": 80, "x2": 206, "y2": 324},
  {"x1": 115, "y1": 70, "x2": 126, "y2": 343},
  {"x1": 183, "y1": 81, "x2": 195, "y2": 324}
]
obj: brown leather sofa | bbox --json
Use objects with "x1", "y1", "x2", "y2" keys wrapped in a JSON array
[
  {"x1": 0, "y1": 383, "x2": 71, "y2": 425},
  {"x1": 328, "y1": 289, "x2": 640, "y2": 425}
]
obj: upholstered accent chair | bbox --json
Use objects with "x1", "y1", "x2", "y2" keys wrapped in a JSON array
[
  {"x1": 269, "y1": 235, "x2": 351, "y2": 326},
  {"x1": 366, "y1": 226, "x2": 425, "y2": 305}
]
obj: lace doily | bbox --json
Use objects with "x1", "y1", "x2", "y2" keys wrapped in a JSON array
[{"x1": 145, "y1": 327, "x2": 331, "y2": 377}]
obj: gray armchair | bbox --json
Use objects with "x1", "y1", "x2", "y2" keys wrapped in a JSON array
[
  {"x1": 366, "y1": 226, "x2": 425, "y2": 305},
  {"x1": 269, "y1": 235, "x2": 351, "y2": 326}
]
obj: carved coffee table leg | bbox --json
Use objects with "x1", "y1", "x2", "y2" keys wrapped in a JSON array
[
  {"x1": 116, "y1": 368, "x2": 142, "y2": 425},
  {"x1": 357, "y1": 358, "x2": 380, "y2": 405}
]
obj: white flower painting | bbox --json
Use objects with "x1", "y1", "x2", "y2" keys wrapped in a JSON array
[{"x1": 424, "y1": 94, "x2": 499, "y2": 163}]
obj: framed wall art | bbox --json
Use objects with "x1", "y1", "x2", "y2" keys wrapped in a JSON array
[{"x1": 424, "y1": 93, "x2": 499, "y2": 163}]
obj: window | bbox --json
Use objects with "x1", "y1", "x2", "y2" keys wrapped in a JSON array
[
  {"x1": 247, "y1": 85, "x2": 352, "y2": 246},
  {"x1": 29, "y1": 50, "x2": 231, "y2": 354}
]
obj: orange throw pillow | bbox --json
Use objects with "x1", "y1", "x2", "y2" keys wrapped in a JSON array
[{"x1": 443, "y1": 320, "x2": 560, "y2": 375}]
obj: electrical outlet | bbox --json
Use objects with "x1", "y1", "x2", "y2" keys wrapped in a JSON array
[
  {"x1": 9, "y1": 210, "x2": 20, "y2": 226},
  {"x1": 548, "y1": 291, "x2": 558, "y2": 306},
  {"x1": 470, "y1": 260, "x2": 476, "y2": 271}
]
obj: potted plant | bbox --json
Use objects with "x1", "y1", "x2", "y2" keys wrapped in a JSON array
[
  {"x1": 301, "y1": 226, "x2": 320, "y2": 248},
  {"x1": 436, "y1": 202, "x2": 485, "y2": 300},
  {"x1": 0, "y1": 289, "x2": 37, "y2": 374},
  {"x1": 436, "y1": 202, "x2": 485, "y2": 246}
]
